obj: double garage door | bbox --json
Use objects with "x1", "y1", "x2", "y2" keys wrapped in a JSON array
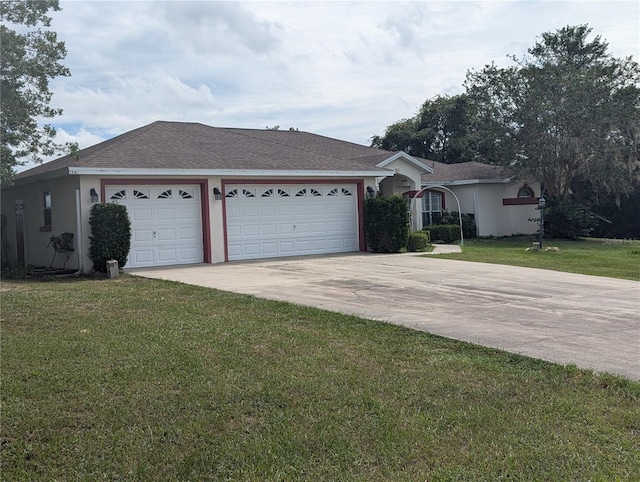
[
  {"x1": 107, "y1": 185, "x2": 204, "y2": 268},
  {"x1": 225, "y1": 183, "x2": 359, "y2": 261},
  {"x1": 110, "y1": 182, "x2": 359, "y2": 267}
]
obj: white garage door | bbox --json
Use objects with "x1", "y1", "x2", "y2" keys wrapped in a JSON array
[
  {"x1": 107, "y1": 185, "x2": 204, "y2": 268},
  {"x1": 225, "y1": 184, "x2": 359, "y2": 261}
]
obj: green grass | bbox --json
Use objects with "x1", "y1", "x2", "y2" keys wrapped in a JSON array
[
  {"x1": 431, "y1": 237, "x2": 640, "y2": 280},
  {"x1": 2, "y1": 276, "x2": 639, "y2": 480}
]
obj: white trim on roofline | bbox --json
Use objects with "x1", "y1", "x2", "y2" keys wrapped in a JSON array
[
  {"x1": 66, "y1": 167, "x2": 394, "y2": 177},
  {"x1": 422, "y1": 178, "x2": 513, "y2": 187},
  {"x1": 377, "y1": 152, "x2": 434, "y2": 173}
]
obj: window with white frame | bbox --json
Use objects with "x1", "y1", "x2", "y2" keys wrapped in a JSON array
[{"x1": 422, "y1": 191, "x2": 443, "y2": 226}]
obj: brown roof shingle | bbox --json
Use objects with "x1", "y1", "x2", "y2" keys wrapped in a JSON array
[
  {"x1": 13, "y1": 121, "x2": 513, "y2": 184},
  {"x1": 14, "y1": 121, "x2": 396, "y2": 179}
]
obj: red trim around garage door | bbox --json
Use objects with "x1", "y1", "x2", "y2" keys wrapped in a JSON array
[
  {"x1": 221, "y1": 179, "x2": 366, "y2": 262},
  {"x1": 100, "y1": 179, "x2": 211, "y2": 263}
]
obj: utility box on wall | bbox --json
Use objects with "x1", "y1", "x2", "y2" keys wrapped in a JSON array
[{"x1": 106, "y1": 259, "x2": 119, "y2": 278}]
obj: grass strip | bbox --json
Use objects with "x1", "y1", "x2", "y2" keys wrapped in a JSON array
[
  {"x1": 431, "y1": 237, "x2": 640, "y2": 280},
  {"x1": 2, "y1": 276, "x2": 639, "y2": 480}
]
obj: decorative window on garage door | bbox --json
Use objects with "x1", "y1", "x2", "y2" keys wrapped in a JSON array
[
  {"x1": 134, "y1": 189, "x2": 150, "y2": 199},
  {"x1": 109, "y1": 189, "x2": 127, "y2": 200}
]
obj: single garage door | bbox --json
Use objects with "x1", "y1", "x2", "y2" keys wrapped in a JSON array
[
  {"x1": 107, "y1": 185, "x2": 204, "y2": 268},
  {"x1": 225, "y1": 184, "x2": 358, "y2": 261}
]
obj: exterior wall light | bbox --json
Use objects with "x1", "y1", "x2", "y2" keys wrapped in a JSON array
[
  {"x1": 213, "y1": 187, "x2": 222, "y2": 200},
  {"x1": 90, "y1": 188, "x2": 99, "y2": 203}
]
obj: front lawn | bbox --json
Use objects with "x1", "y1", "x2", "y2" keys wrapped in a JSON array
[
  {"x1": 2, "y1": 276, "x2": 639, "y2": 480},
  {"x1": 432, "y1": 237, "x2": 640, "y2": 280}
]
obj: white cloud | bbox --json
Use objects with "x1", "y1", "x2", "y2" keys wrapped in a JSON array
[{"x1": 41, "y1": 0, "x2": 639, "y2": 153}]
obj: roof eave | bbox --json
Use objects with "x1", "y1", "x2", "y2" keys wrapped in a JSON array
[
  {"x1": 67, "y1": 167, "x2": 394, "y2": 178},
  {"x1": 5, "y1": 167, "x2": 73, "y2": 187}
]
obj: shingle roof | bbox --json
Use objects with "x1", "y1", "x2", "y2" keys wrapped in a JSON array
[
  {"x1": 12, "y1": 121, "x2": 513, "y2": 184},
  {"x1": 14, "y1": 121, "x2": 396, "y2": 179}
]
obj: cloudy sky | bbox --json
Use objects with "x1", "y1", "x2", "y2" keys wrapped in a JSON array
[{"x1": 33, "y1": 0, "x2": 640, "y2": 163}]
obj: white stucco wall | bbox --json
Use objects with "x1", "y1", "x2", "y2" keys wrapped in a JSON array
[{"x1": 427, "y1": 181, "x2": 540, "y2": 237}]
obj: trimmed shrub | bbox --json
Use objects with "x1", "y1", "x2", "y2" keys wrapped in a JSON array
[
  {"x1": 364, "y1": 195, "x2": 409, "y2": 253},
  {"x1": 89, "y1": 203, "x2": 132, "y2": 272},
  {"x1": 428, "y1": 224, "x2": 461, "y2": 243},
  {"x1": 408, "y1": 231, "x2": 430, "y2": 252},
  {"x1": 432, "y1": 211, "x2": 476, "y2": 238}
]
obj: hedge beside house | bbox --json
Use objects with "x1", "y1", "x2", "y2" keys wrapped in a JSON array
[
  {"x1": 426, "y1": 224, "x2": 460, "y2": 243},
  {"x1": 363, "y1": 196, "x2": 409, "y2": 253}
]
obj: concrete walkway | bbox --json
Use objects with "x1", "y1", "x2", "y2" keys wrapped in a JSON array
[{"x1": 129, "y1": 251, "x2": 639, "y2": 380}]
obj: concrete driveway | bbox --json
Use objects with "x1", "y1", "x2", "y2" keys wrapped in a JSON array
[{"x1": 129, "y1": 251, "x2": 640, "y2": 380}]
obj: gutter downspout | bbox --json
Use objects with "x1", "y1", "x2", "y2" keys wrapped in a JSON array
[{"x1": 73, "y1": 188, "x2": 83, "y2": 276}]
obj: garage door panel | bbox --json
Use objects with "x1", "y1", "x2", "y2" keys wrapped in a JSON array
[
  {"x1": 157, "y1": 229, "x2": 176, "y2": 241},
  {"x1": 260, "y1": 206, "x2": 277, "y2": 217},
  {"x1": 262, "y1": 242, "x2": 278, "y2": 254},
  {"x1": 279, "y1": 241, "x2": 295, "y2": 253},
  {"x1": 226, "y1": 183, "x2": 358, "y2": 261},
  {"x1": 294, "y1": 205, "x2": 310, "y2": 215},
  {"x1": 131, "y1": 208, "x2": 153, "y2": 221},
  {"x1": 134, "y1": 229, "x2": 154, "y2": 242},
  {"x1": 226, "y1": 206, "x2": 241, "y2": 218},
  {"x1": 156, "y1": 208, "x2": 176, "y2": 221},
  {"x1": 243, "y1": 243, "x2": 261, "y2": 256},
  {"x1": 261, "y1": 224, "x2": 277, "y2": 235},
  {"x1": 241, "y1": 206, "x2": 259, "y2": 218},
  {"x1": 244, "y1": 224, "x2": 260, "y2": 236},
  {"x1": 179, "y1": 207, "x2": 199, "y2": 220},
  {"x1": 133, "y1": 250, "x2": 154, "y2": 263},
  {"x1": 278, "y1": 205, "x2": 294, "y2": 216},
  {"x1": 158, "y1": 249, "x2": 177, "y2": 262},
  {"x1": 279, "y1": 224, "x2": 295, "y2": 235},
  {"x1": 180, "y1": 247, "x2": 202, "y2": 261},
  {"x1": 179, "y1": 227, "x2": 200, "y2": 241}
]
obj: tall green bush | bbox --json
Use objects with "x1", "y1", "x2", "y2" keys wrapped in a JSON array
[
  {"x1": 89, "y1": 203, "x2": 132, "y2": 272},
  {"x1": 544, "y1": 199, "x2": 599, "y2": 239},
  {"x1": 363, "y1": 195, "x2": 409, "y2": 253}
]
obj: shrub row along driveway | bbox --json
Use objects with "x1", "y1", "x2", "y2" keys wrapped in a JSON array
[{"x1": 129, "y1": 253, "x2": 639, "y2": 380}]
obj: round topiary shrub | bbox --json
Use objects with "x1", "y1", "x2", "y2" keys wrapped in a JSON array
[
  {"x1": 408, "y1": 231, "x2": 430, "y2": 252},
  {"x1": 89, "y1": 203, "x2": 132, "y2": 272}
]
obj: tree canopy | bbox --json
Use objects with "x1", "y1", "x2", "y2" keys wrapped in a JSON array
[
  {"x1": 465, "y1": 25, "x2": 639, "y2": 200},
  {"x1": 1, "y1": 0, "x2": 70, "y2": 181},
  {"x1": 371, "y1": 94, "x2": 495, "y2": 164},
  {"x1": 372, "y1": 25, "x2": 639, "y2": 203}
]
